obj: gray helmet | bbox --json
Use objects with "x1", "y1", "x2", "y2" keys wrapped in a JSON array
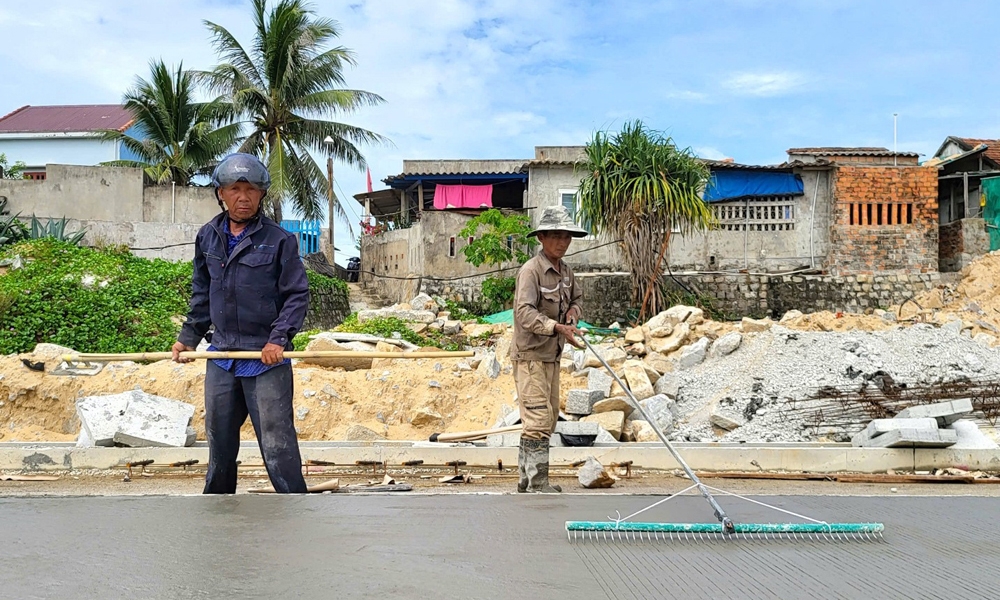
[{"x1": 211, "y1": 153, "x2": 271, "y2": 192}]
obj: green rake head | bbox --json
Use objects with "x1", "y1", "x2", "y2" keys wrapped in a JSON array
[{"x1": 565, "y1": 521, "x2": 885, "y2": 542}]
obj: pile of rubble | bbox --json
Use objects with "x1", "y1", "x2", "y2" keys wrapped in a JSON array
[{"x1": 353, "y1": 293, "x2": 500, "y2": 338}]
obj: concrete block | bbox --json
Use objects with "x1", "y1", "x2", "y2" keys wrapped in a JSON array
[
  {"x1": 865, "y1": 418, "x2": 938, "y2": 440},
  {"x1": 586, "y1": 368, "x2": 612, "y2": 398},
  {"x1": 565, "y1": 389, "x2": 604, "y2": 415},
  {"x1": 554, "y1": 421, "x2": 600, "y2": 437},
  {"x1": 896, "y1": 399, "x2": 974, "y2": 425},
  {"x1": 111, "y1": 392, "x2": 196, "y2": 448},
  {"x1": 486, "y1": 433, "x2": 521, "y2": 447},
  {"x1": 859, "y1": 428, "x2": 958, "y2": 449},
  {"x1": 76, "y1": 391, "x2": 132, "y2": 447}
]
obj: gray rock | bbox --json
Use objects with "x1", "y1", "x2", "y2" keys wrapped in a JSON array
[
  {"x1": 710, "y1": 332, "x2": 743, "y2": 357},
  {"x1": 592, "y1": 397, "x2": 634, "y2": 416},
  {"x1": 595, "y1": 427, "x2": 621, "y2": 445},
  {"x1": 586, "y1": 368, "x2": 612, "y2": 398},
  {"x1": 409, "y1": 293, "x2": 436, "y2": 311},
  {"x1": 678, "y1": 337, "x2": 710, "y2": 369},
  {"x1": 638, "y1": 394, "x2": 676, "y2": 432},
  {"x1": 942, "y1": 318, "x2": 963, "y2": 336},
  {"x1": 653, "y1": 376, "x2": 679, "y2": 399},
  {"x1": 443, "y1": 320, "x2": 462, "y2": 335},
  {"x1": 710, "y1": 405, "x2": 745, "y2": 431},
  {"x1": 296, "y1": 407, "x2": 310, "y2": 420},
  {"x1": 477, "y1": 353, "x2": 501, "y2": 379},
  {"x1": 577, "y1": 456, "x2": 616, "y2": 488},
  {"x1": 185, "y1": 426, "x2": 197, "y2": 447},
  {"x1": 566, "y1": 389, "x2": 605, "y2": 415}
]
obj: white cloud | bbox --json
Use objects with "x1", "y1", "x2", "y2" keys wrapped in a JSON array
[
  {"x1": 722, "y1": 71, "x2": 808, "y2": 97},
  {"x1": 694, "y1": 146, "x2": 728, "y2": 160},
  {"x1": 665, "y1": 90, "x2": 708, "y2": 102}
]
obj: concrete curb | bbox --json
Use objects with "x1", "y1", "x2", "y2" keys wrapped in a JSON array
[{"x1": 3, "y1": 442, "x2": 999, "y2": 473}]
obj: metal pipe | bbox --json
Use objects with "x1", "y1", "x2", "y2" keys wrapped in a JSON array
[{"x1": 578, "y1": 335, "x2": 734, "y2": 533}]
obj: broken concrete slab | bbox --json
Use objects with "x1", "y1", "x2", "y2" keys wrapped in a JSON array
[
  {"x1": 565, "y1": 389, "x2": 604, "y2": 416},
  {"x1": 865, "y1": 418, "x2": 939, "y2": 439},
  {"x1": 554, "y1": 421, "x2": 600, "y2": 437},
  {"x1": 856, "y1": 428, "x2": 958, "y2": 448},
  {"x1": 577, "y1": 456, "x2": 616, "y2": 488},
  {"x1": 112, "y1": 392, "x2": 196, "y2": 448},
  {"x1": 76, "y1": 392, "x2": 133, "y2": 447},
  {"x1": 486, "y1": 432, "x2": 521, "y2": 447},
  {"x1": 896, "y1": 399, "x2": 974, "y2": 426}
]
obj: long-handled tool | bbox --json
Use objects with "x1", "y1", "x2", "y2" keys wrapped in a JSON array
[
  {"x1": 45, "y1": 349, "x2": 475, "y2": 376},
  {"x1": 565, "y1": 334, "x2": 884, "y2": 542}
]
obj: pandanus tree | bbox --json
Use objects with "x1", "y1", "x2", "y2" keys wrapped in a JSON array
[
  {"x1": 197, "y1": 0, "x2": 387, "y2": 222},
  {"x1": 578, "y1": 121, "x2": 714, "y2": 321}
]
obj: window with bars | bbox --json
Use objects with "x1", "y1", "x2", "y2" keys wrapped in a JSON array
[
  {"x1": 848, "y1": 203, "x2": 913, "y2": 226},
  {"x1": 711, "y1": 197, "x2": 797, "y2": 231}
]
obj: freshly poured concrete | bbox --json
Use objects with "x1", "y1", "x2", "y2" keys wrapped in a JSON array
[{"x1": 2, "y1": 494, "x2": 997, "y2": 599}]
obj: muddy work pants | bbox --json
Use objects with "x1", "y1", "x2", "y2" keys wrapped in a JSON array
[
  {"x1": 513, "y1": 360, "x2": 560, "y2": 440},
  {"x1": 203, "y1": 361, "x2": 307, "y2": 494}
]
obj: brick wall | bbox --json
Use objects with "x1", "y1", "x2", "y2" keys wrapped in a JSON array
[
  {"x1": 828, "y1": 165, "x2": 938, "y2": 275},
  {"x1": 939, "y1": 218, "x2": 989, "y2": 272}
]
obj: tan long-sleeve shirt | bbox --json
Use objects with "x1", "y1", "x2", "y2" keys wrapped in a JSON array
[{"x1": 511, "y1": 252, "x2": 582, "y2": 363}]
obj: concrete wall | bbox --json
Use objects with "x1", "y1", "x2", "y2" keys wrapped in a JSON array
[
  {"x1": 142, "y1": 184, "x2": 219, "y2": 225},
  {"x1": 0, "y1": 164, "x2": 145, "y2": 221},
  {"x1": 939, "y1": 218, "x2": 989, "y2": 272},
  {"x1": 0, "y1": 137, "x2": 120, "y2": 171},
  {"x1": 573, "y1": 271, "x2": 942, "y2": 326}
]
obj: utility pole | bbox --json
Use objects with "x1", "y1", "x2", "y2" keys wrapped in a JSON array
[{"x1": 324, "y1": 136, "x2": 335, "y2": 266}]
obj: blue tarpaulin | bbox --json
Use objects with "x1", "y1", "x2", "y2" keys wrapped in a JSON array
[{"x1": 704, "y1": 170, "x2": 804, "y2": 203}]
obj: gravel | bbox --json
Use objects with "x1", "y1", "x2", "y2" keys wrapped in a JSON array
[{"x1": 667, "y1": 323, "x2": 1000, "y2": 443}]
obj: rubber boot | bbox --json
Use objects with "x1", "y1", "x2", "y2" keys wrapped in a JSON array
[
  {"x1": 517, "y1": 437, "x2": 528, "y2": 493},
  {"x1": 524, "y1": 438, "x2": 561, "y2": 493}
]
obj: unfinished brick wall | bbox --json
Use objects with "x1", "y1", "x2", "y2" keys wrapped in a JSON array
[
  {"x1": 828, "y1": 165, "x2": 938, "y2": 275},
  {"x1": 939, "y1": 218, "x2": 989, "y2": 272}
]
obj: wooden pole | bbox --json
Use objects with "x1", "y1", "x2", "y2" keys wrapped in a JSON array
[{"x1": 68, "y1": 350, "x2": 475, "y2": 362}]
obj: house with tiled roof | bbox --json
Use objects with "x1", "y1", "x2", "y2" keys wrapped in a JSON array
[{"x1": 0, "y1": 104, "x2": 144, "y2": 179}]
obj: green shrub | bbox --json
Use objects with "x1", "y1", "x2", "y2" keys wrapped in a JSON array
[
  {"x1": 292, "y1": 328, "x2": 320, "y2": 351},
  {"x1": 334, "y1": 313, "x2": 428, "y2": 346},
  {"x1": 0, "y1": 239, "x2": 192, "y2": 354}
]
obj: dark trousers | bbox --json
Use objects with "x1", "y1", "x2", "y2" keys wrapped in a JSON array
[{"x1": 203, "y1": 361, "x2": 307, "y2": 494}]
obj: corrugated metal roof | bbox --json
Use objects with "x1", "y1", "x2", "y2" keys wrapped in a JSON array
[
  {"x1": 524, "y1": 159, "x2": 581, "y2": 167},
  {"x1": 0, "y1": 104, "x2": 134, "y2": 134},
  {"x1": 787, "y1": 147, "x2": 919, "y2": 158},
  {"x1": 702, "y1": 159, "x2": 792, "y2": 171},
  {"x1": 397, "y1": 159, "x2": 527, "y2": 176}
]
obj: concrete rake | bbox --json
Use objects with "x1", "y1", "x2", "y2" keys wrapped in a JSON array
[{"x1": 565, "y1": 334, "x2": 885, "y2": 543}]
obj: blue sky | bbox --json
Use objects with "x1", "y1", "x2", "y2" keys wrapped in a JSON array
[{"x1": 1, "y1": 0, "x2": 998, "y2": 260}]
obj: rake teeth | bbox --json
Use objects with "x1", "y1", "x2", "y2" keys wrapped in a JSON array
[
  {"x1": 565, "y1": 522, "x2": 885, "y2": 543},
  {"x1": 49, "y1": 360, "x2": 104, "y2": 376}
]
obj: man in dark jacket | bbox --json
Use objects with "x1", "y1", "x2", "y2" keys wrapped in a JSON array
[{"x1": 172, "y1": 153, "x2": 309, "y2": 494}]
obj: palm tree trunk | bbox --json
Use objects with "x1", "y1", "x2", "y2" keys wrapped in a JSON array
[
  {"x1": 267, "y1": 135, "x2": 283, "y2": 224},
  {"x1": 638, "y1": 230, "x2": 672, "y2": 321}
]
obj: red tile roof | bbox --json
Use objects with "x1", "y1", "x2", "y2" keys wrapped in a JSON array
[
  {"x1": 0, "y1": 105, "x2": 134, "y2": 134},
  {"x1": 787, "y1": 147, "x2": 919, "y2": 158},
  {"x1": 953, "y1": 137, "x2": 1000, "y2": 165}
]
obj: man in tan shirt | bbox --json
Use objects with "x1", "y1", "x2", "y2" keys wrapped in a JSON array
[{"x1": 511, "y1": 205, "x2": 587, "y2": 493}]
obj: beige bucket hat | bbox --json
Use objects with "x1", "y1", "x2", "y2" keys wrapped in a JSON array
[{"x1": 527, "y1": 205, "x2": 589, "y2": 238}]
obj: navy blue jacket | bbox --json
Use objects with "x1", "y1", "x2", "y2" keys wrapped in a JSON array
[{"x1": 178, "y1": 212, "x2": 310, "y2": 351}]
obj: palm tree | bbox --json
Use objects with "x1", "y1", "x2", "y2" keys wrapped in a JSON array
[
  {"x1": 197, "y1": 0, "x2": 387, "y2": 223},
  {"x1": 100, "y1": 59, "x2": 240, "y2": 185},
  {"x1": 578, "y1": 120, "x2": 715, "y2": 321}
]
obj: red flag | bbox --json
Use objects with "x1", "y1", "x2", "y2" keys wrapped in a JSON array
[{"x1": 366, "y1": 167, "x2": 373, "y2": 193}]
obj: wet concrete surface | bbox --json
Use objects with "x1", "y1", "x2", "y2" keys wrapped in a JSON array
[{"x1": 2, "y1": 494, "x2": 997, "y2": 599}]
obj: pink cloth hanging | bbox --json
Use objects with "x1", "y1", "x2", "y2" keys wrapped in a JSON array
[{"x1": 433, "y1": 184, "x2": 493, "y2": 209}]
